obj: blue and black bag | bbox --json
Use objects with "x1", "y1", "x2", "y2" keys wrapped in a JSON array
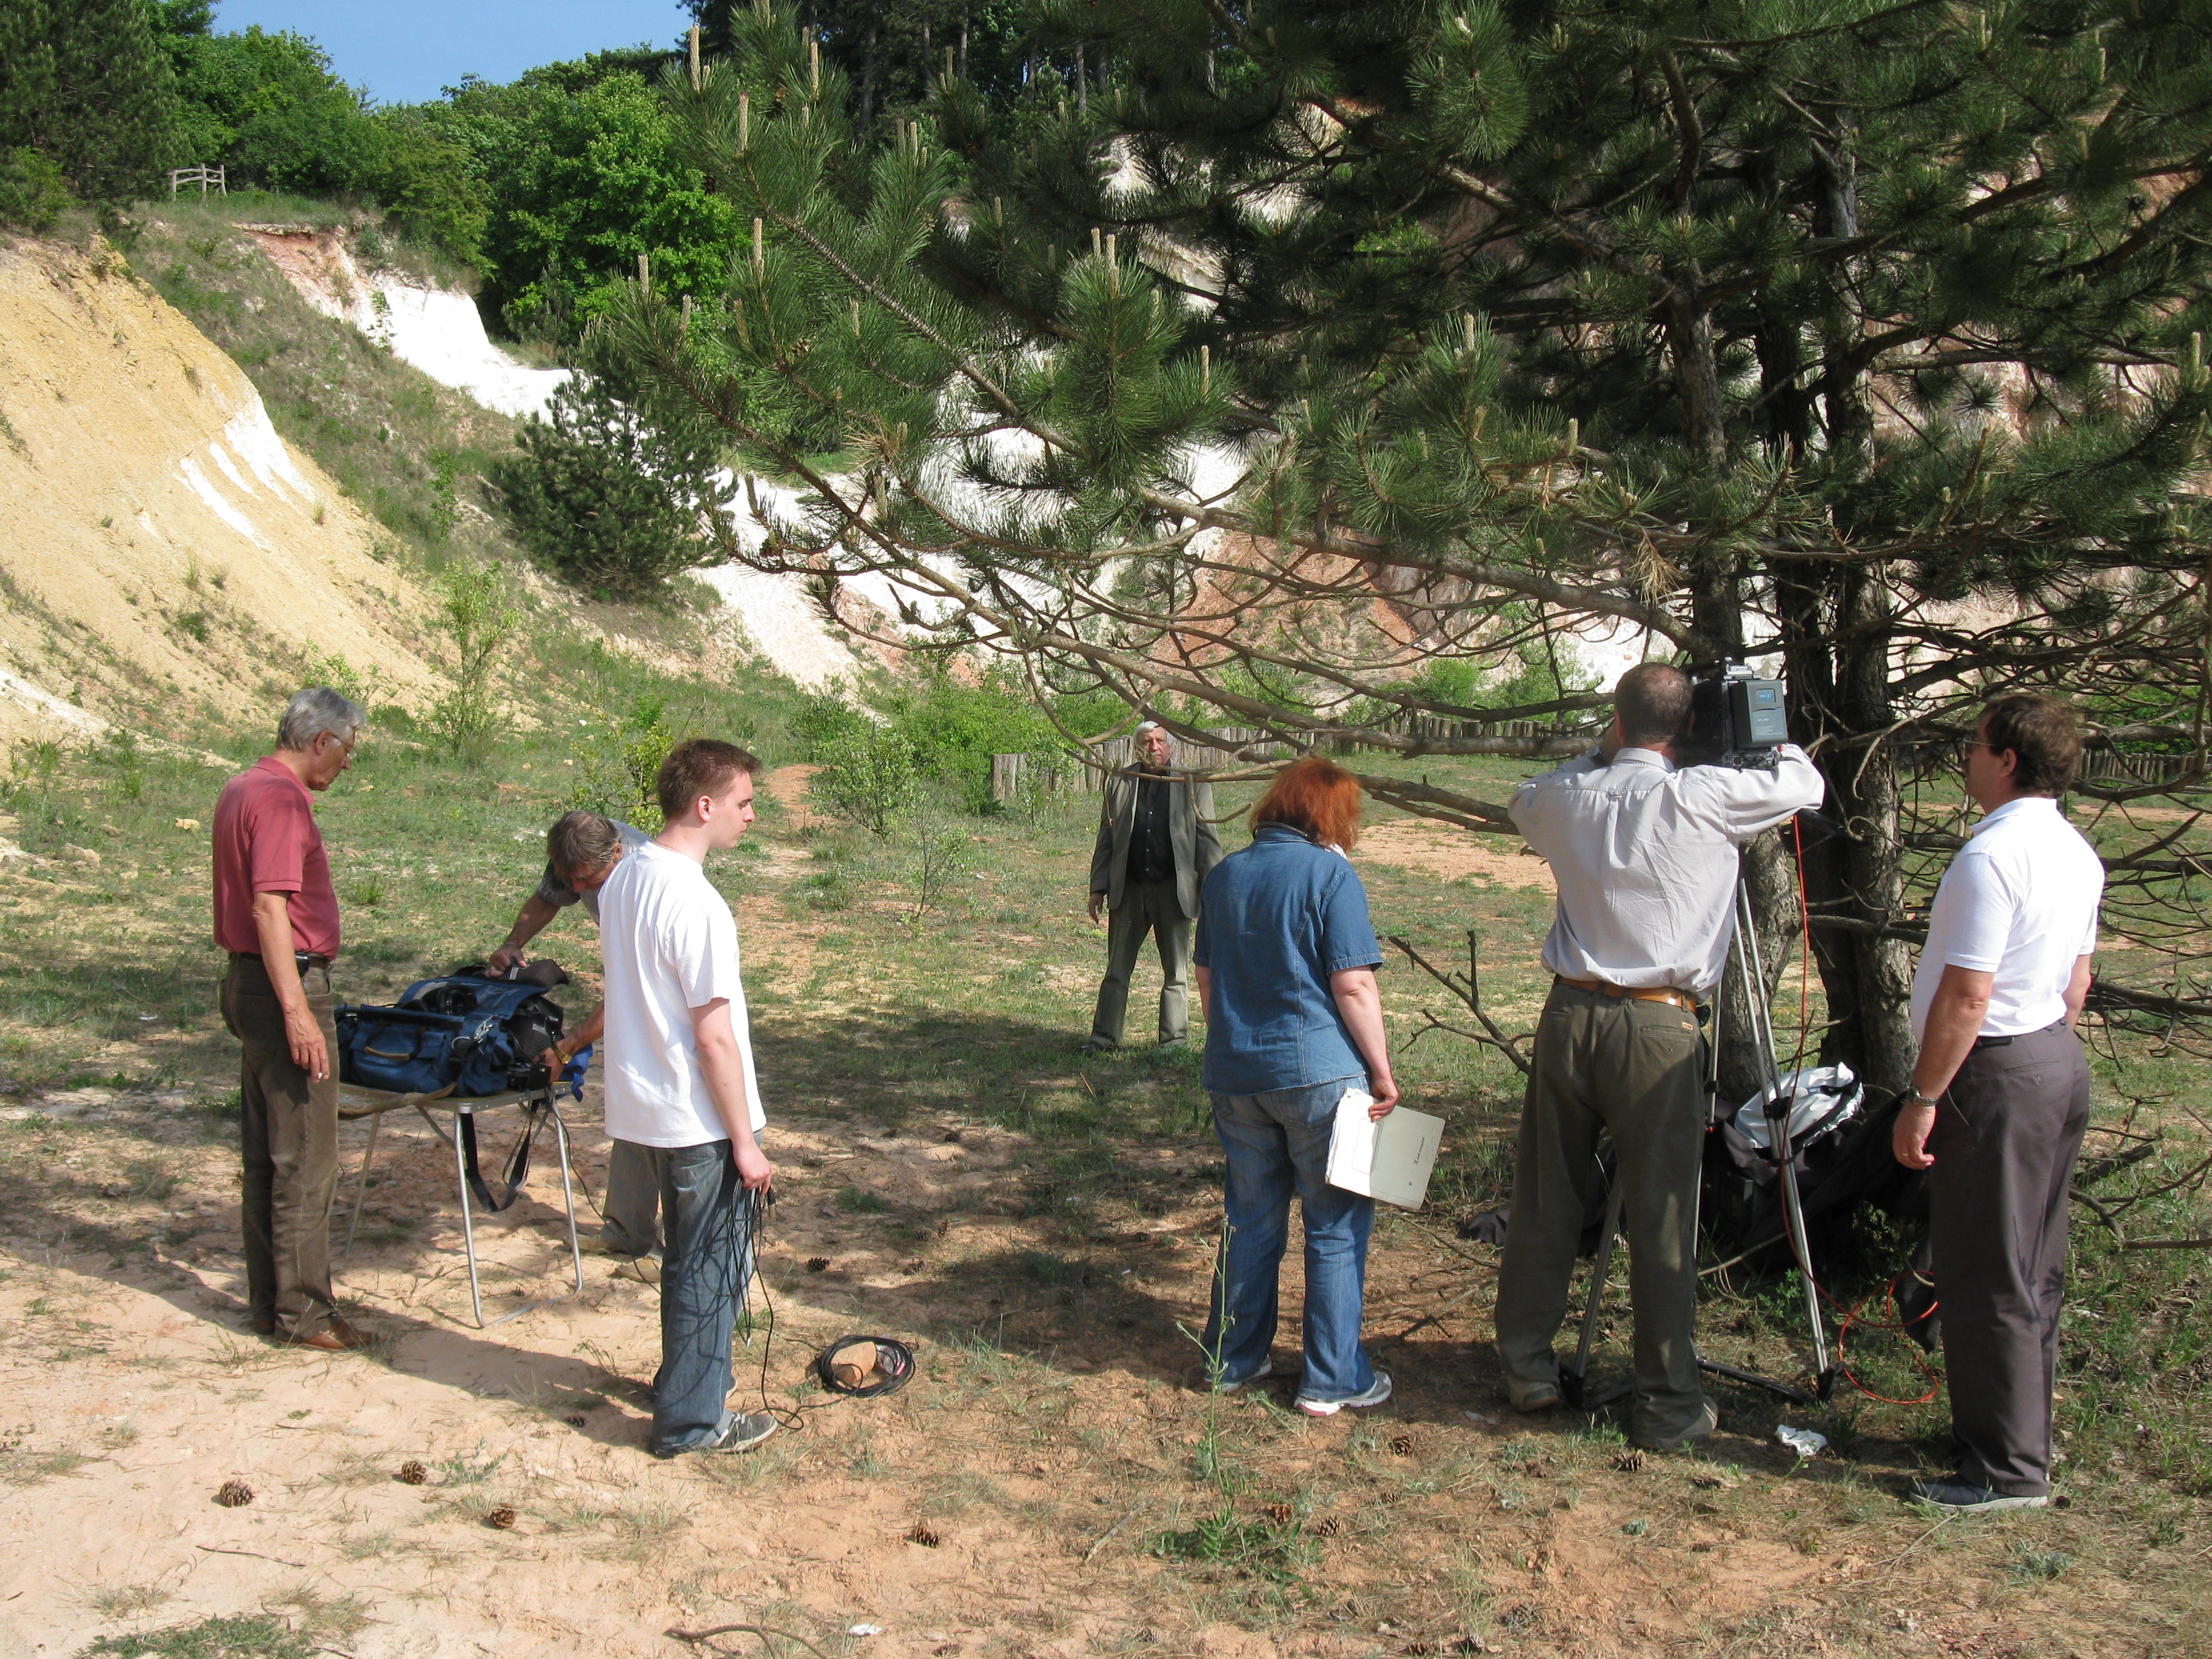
[
  {"x1": 337, "y1": 971, "x2": 566, "y2": 1099},
  {"x1": 337, "y1": 968, "x2": 571, "y2": 1212}
]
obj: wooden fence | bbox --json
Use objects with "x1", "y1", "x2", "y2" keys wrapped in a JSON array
[
  {"x1": 168, "y1": 166, "x2": 226, "y2": 198},
  {"x1": 2078, "y1": 748, "x2": 2200, "y2": 787},
  {"x1": 988, "y1": 719, "x2": 1601, "y2": 800}
]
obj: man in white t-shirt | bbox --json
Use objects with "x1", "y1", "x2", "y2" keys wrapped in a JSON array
[
  {"x1": 596, "y1": 739, "x2": 777, "y2": 1456},
  {"x1": 1895, "y1": 694, "x2": 2103, "y2": 1513}
]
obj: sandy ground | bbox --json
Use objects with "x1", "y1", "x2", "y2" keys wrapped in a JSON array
[
  {"x1": 1356, "y1": 820, "x2": 1555, "y2": 893},
  {"x1": 0, "y1": 1085, "x2": 1859, "y2": 1659}
]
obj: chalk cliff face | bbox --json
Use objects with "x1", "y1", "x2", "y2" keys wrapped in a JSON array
[{"x1": 0, "y1": 239, "x2": 438, "y2": 747}]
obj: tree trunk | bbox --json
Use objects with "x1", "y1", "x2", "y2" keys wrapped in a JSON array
[
  {"x1": 1835, "y1": 564, "x2": 1915, "y2": 1094},
  {"x1": 857, "y1": 19, "x2": 880, "y2": 127}
]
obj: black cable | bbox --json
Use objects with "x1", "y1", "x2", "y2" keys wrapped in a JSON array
[
  {"x1": 730, "y1": 1182, "x2": 918, "y2": 1426},
  {"x1": 815, "y1": 1334, "x2": 916, "y2": 1398}
]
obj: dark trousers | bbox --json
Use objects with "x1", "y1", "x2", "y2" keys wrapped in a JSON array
[
  {"x1": 1930, "y1": 1022, "x2": 2091, "y2": 1496},
  {"x1": 601, "y1": 1138, "x2": 665, "y2": 1257},
  {"x1": 629, "y1": 1138, "x2": 759, "y2": 1456},
  {"x1": 220, "y1": 954, "x2": 340, "y2": 1340},
  {"x1": 1495, "y1": 982, "x2": 1710, "y2": 1446},
  {"x1": 1090, "y1": 880, "x2": 1191, "y2": 1046}
]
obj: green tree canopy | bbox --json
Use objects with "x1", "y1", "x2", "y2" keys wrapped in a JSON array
[
  {"x1": 424, "y1": 63, "x2": 740, "y2": 339},
  {"x1": 602, "y1": 0, "x2": 2212, "y2": 1088},
  {"x1": 0, "y1": 0, "x2": 182, "y2": 203}
]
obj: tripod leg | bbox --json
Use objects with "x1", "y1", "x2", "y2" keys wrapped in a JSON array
[
  {"x1": 1566, "y1": 1182, "x2": 1624, "y2": 1406},
  {"x1": 1773, "y1": 1123, "x2": 1832, "y2": 1383},
  {"x1": 1736, "y1": 874, "x2": 1832, "y2": 1390}
]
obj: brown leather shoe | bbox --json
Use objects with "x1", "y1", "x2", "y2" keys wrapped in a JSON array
[
  {"x1": 290, "y1": 1318, "x2": 374, "y2": 1352},
  {"x1": 249, "y1": 1315, "x2": 276, "y2": 1336}
]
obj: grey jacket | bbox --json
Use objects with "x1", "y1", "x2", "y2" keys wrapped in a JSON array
[{"x1": 1090, "y1": 767, "x2": 1224, "y2": 920}]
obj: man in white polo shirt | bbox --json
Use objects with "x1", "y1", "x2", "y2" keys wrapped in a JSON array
[
  {"x1": 597, "y1": 739, "x2": 777, "y2": 1457},
  {"x1": 1895, "y1": 694, "x2": 2102, "y2": 1513}
]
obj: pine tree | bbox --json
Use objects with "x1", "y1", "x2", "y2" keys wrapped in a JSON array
[
  {"x1": 489, "y1": 369, "x2": 735, "y2": 600},
  {"x1": 0, "y1": 0, "x2": 183, "y2": 203},
  {"x1": 606, "y1": 0, "x2": 2212, "y2": 1086}
]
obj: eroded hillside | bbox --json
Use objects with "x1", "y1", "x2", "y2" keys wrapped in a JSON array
[{"x1": 0, "y1": 238, "x2": 440, "y2": 748}]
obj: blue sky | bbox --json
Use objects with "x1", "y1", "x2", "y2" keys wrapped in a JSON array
[{"x1": 207, "y1": 1, "x2": 690, "y2": 104}]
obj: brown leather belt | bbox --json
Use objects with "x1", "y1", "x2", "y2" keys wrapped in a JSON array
[{"x1": 1554, "y1": 975, "x2": 1701, "y2": 1012}]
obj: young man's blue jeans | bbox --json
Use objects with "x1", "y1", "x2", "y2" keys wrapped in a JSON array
[
  {"x1": 1201, "y1": 1076, "x2": 1376, "y2": 1402},
  {"x1": 628, "y1": 1138, "x2": 758, "y2": 1456}
]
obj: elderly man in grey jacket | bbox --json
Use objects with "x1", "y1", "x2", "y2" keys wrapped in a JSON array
[{"x1": 1085, "y1": 722, "x2": 1224, "y2": 1053}]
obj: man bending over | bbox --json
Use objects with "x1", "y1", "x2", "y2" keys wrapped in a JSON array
[
  {"x1": 489, "y1": 810, "x2": 660, "y2": 1259},
  {"x1": 597, "y1": 739, "x2": 777, "y2": 1455}
]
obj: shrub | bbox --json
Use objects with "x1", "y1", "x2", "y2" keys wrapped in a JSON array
[
  {"x1": 0, "y1": 147, "x2": 71, "y2": 233},
  {"x1": 423, "y1": 561, "x2": 519, "y2": 764},
  {"x1": 489, "y1": 374, "x2": 729, "y2": 600},
  {"x1": 811, "y1": 725, "x2": 918, "y2": 837},
  {"x1": 903, "y1": 817, "x2": 977, "y2": 924},
  {"x1": 571, "y1": 695, "x2": 677, "y2": 832},
  {"x1": 791, "y1": 688, "x2": 868, "y2": 760}
]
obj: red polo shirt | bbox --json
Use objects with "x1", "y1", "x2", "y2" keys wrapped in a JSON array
[{"x1": 211, "y1": 756, "x2": 341, "y2": 960}]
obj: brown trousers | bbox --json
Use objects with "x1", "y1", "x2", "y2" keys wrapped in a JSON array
[
  {"x1": 1495, "y1": 982, "x2": 1711, "y2": 1446},
  {"x1": 1929, "y1": 1021, "x2": 2091, "y2": 1496},
  {"x1": 221, "y1": 954, "x2": 341, "y2": 1340}
]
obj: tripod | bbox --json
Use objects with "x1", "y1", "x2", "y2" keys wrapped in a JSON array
[{"x1": 1560, "y1": 871, "x2": 1835, "y2": 1411}]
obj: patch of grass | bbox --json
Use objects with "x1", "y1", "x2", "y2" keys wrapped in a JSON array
[
  {"x1": 124, "y1": 1156, "x2": 178, "y2": 1202},
  {"x1": 1147, "y1": 1503, "x2": 1316, "y2": 1581},
  {"x1": 834, "y1": 1184, "x2": 889, "y2": 1215},
  {"x1": 430, "y1": 1441, "x2": 504, "y2": 1486},
  {"x1": 2011, "y1": 1544, "x2": 2074, "y2": 1582},
  {"x1": 77, "y1": 1578, "x2": 171, "y2": 1618},
  {"x1": 0, "y1": 1436, "x2": 89, "y2": 1487},
  {"x1": 76, "y1": 1614, "x2": 310, "y2": 1658}
]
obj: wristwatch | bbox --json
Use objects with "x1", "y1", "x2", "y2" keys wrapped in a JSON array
[{"x1": 1899, "y1": 1086, "x2": 1937, "y2": 1111}]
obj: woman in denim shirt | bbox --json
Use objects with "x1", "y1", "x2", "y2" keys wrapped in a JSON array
[{"x1": 1192, "y1": 757, "x2": 1400, "y2": 1415}]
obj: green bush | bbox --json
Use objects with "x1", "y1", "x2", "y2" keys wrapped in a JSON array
[
  {"x1": 489, "y1": 373, "x2": 729, "y2": 599},
  {"x1": 811, "y1": 725, "x2": 919, "y2": 837},
  {"x1": 790, "y1": 689, "x2": 867, "y2": 760},
  {"x1": 570, "y1": 695, "x2": 677, "y2": 832},
  {"x1": 0, "y1": 147, "x2": 70, "y2": 232},
  {"x1": 423, "y1": 561, "x2": 520, "y2": 765}
]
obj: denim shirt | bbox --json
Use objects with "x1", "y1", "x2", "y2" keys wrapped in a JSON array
[{"x1": 1195, "y1": 823, "x2": 1382, "y2": 1094}]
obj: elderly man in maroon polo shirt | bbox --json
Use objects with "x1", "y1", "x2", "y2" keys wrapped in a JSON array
[{"x1": 212, "y1": 687, "x2": 370, "y2": 1350}]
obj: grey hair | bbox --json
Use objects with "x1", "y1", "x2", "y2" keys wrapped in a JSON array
[{"x1": 277, "y1": 686, "x2": 366, "y2": 751}]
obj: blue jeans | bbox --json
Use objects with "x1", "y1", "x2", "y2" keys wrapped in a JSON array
[
  {"x1": 627, "y1": 1139, "x2": 758, "y2": 1455},
  {"x1": 1201, "y1": 1076, "x2": 1376, "y2": 1401}
]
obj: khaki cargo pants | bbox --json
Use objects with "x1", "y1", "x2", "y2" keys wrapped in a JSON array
[{"x1": 1494, "y1": 980, "x2": 1711, "y2": 1447}]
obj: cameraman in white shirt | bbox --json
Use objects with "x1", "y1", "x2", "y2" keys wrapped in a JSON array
[{"x1": 597, "y1": 739, "x2": 777, "y2": 1457}]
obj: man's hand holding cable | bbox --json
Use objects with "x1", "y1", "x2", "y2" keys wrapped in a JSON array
[{"x1": 1894, "y1": 964, "x2": 1995, "y2": 1170}]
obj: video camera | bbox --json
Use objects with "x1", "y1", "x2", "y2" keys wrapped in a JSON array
[{"x1": 1683, "y1": 661, "x2": 1789, "y2": 768}]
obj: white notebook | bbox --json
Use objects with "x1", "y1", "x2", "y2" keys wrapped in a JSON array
[{"x1": 1325, "y1": 1089, "x2": 1445, "y2": 1210}]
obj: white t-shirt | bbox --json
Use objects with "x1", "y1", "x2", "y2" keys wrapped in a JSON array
[
  {"x1": 1910, "y1": 796, "x2": 2103, "y2": 1042},
  {"x1": 597, "y1": 840, "x2": 765, "y2": 1146}
]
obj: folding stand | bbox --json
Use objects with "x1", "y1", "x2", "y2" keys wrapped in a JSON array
[
  {"x1": 337, "y1": 1082, "x2": 586, "y2": 1329},
  {"x1": 1561, "y1": 874, "x2": 1835, "y2": 1412}
]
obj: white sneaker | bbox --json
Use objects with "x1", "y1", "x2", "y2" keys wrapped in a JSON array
[
  {"x1": 1296, "y1": 1372, "x2": 1392, "y2": 1416},
  {"x1": 1212, "y1": 1359, "x2": 1275, "y2": 1395}
]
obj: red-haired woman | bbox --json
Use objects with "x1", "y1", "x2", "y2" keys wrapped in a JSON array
[{"x1": 1191, "y1": 757, "x2": 1401, "y2": 1415}]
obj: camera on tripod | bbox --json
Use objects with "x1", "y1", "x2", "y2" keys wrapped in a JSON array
[{"x1": 1683, "y1": 661, "x2": 1789, "y2": 768}]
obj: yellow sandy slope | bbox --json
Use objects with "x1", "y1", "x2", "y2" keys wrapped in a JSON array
[{"x1": 0, "y1": 237, "x2": 438, "y2": 750}]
